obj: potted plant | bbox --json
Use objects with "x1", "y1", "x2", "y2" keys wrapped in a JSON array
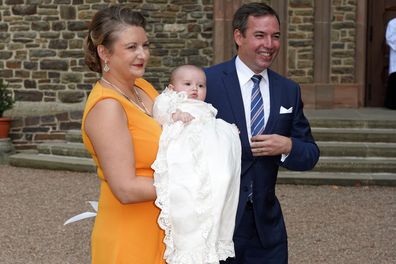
[{"x1": 0, "y1": 79, "x2": 14, "y2": 138}]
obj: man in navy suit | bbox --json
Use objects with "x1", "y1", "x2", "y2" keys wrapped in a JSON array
[{"x1": 205, "y1": 3, "x2": 320, "y2": 263}]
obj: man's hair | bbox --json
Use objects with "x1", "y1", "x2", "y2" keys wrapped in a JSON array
[{"x1": 232, "y1": 2, "x2": 280, "y2": 36}]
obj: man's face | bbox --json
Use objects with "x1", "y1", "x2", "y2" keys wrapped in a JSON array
[{"x1": 234, "y1": 15, "x2": 281, "y2": 73}]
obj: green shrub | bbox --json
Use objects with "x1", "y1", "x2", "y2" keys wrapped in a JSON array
[{"x1": 0, "y1": 79, "x2": 14, "y2": 118}]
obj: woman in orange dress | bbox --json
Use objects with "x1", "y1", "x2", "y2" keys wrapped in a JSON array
[{"x1": 81, "y1": 5, "x2": 165, "y2": 263}]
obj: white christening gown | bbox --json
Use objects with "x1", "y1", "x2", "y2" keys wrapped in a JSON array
[{"x1": 151, "y1": 88, "x2": 241, "y2": 264}]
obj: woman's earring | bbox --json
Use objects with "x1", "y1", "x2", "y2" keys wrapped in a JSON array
[{"x1": 103, "y1": 60, "x2": 110, "y2": 72}]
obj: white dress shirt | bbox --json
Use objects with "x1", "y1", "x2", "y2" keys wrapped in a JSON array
[
  {"x1": 386, "y1": 18, "x2": 396, "y2": 75},
  {"x1": 235, "y1": 57, "x2": 289, "y2": 162},
  {"x1": 235, "y1": 56, "x2": 270, "y2": 140}
]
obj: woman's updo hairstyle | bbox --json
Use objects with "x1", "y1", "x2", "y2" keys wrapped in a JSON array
[{"x1": 84, "y1": 5, "x2": 147, "y2": 73}]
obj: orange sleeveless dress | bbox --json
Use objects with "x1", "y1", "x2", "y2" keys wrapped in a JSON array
[{"x1": 81, "y1": 79, "x2": 165, "y2": 264}]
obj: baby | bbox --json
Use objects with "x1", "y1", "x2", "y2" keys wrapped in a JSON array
[{"x1": 152, "y1": 65, "x2": 241, "y2": 264}]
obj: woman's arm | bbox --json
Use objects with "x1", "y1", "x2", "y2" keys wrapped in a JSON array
[{"x1": 85, "y1": 98, "x2": 156, "y2": 204}]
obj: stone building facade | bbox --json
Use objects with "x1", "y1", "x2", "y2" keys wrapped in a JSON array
[
  {"x1": 214, "y1": 0, "x2": 365, "y2": 109},
  {"x1": 0, "y1": 0, "x2": 368, "y2": 149}
]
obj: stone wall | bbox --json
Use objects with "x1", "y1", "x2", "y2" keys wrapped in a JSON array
[
  {"x1": 143, "y1": 0, "x2": 214, "y2": 88},
  {"x1": 287, "y1": 0, "x2": 314, "y2": 83},
  {"x1": 0, "y1": 0, "x2": 360, "y2": 149},
  {"x1": 1, "y1": 0, "x2": 214, "y2": 149},
  {"x1": 330, "y1": 0, "x2": 356, "y2": 83},
  {"x1": 10, "y1": 111, "x2": 82, "y2": 150},
  {"x1": 1, "y1": 0, "x2": 214, "y2": 102},
  {"x1": 287, "y1": 0, "x2": 357, "y2": 85}
]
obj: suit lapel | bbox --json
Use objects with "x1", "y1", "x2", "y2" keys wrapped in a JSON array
[
  {"x1": 222, "y1": 59, "x2": 251, "y2": 152},
  {"x1": 264, "y1": 69, "x2": 281, "y2": 134},
  {"x1": 219, "y1": 64, "x2": 284, "y2": 175}
]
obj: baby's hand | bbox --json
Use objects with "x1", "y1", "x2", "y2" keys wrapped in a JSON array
[{"x1": 172, "y1": 109, "x2": 195, "y2": 123}]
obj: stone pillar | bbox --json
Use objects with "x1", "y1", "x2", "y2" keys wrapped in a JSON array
[
  {"x1": 213, "y1": 0, "x2": 242, "y2": 64},
  {"x1": 314, "y1": 0, "x2": 331, "y2": 84},
  {"x1": 314, "y1": 0, "x2": 333, "y2": 108},
  {"x1": 271, "y1": 0, "x2": 288, "y2": 76},
  {"x1": 355, "y1": 0, "x2": 368, "y2": 107}
]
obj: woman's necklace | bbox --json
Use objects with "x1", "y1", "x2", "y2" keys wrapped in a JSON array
[{"x1": 101, "y1": 77, "x2": 151, "y2": 116}]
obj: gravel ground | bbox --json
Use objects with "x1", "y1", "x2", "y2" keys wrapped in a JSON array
[{"x1": 0, "y1": 165, "x2": 395, "y2": 264}]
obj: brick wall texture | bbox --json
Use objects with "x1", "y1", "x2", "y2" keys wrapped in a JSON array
[
  {"x1": 331, "y1": 0, "x2": 356, "y2": 84},
  {"x1": 0, "y1": 0, "x2": 358, "y2": 149},
  {"x1": 288, "y1": 0, "x2": 314, "y2": 83}
]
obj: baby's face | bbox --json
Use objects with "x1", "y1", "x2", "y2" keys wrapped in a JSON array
[{"x1": 170, "y1": 68, "x2": 207, "y2": 101}]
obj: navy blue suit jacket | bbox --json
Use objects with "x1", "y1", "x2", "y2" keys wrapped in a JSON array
[{"x1": 204, "y1": 58, "x2": 320, "y2": 248}]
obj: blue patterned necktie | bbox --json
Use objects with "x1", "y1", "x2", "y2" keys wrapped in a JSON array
[
  {"x1": 248, "y1": 74, "x2": 263, "y2": 204},
  {"x1": 250, "y1": 75, "x2": 264, "y2": 136}
]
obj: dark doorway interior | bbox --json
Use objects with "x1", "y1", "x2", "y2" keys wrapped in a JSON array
[{"x1": 366, "y1": 0, "x2": 396, "y2": 106}]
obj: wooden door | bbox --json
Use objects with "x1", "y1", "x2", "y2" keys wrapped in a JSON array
[{"x1": 366, "y1": 0, "x2": 396, "y2": 106}]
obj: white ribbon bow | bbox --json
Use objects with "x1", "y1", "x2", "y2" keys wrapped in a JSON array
[{"x1": 64, "y1": 201, "x2": 98, "y2": 225}]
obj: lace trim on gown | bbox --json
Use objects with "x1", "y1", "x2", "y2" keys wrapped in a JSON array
[{"x1": 152, "y1": 90, "x2": 235, "y2": 264}]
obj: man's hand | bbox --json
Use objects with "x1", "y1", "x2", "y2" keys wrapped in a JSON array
[
  {"x1": 250, "y1": 134, "x2": 292, "y2": 157},
  {"x1": 172, "y1": 109, "x2": 195, "y2": 123}
]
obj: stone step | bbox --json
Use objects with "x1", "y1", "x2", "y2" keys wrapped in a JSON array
[
  {"x1": 64, "y1": 126, "x2": 396, "y2": 144},
  {"x1": 37, "y1": 142, "x2": 91, "y2": 158},
  {"x1": 8, "y1": 153, "x2": 96, "y2": 172},
  {"x1": 317, "y1": 141, "x2": 396, "y2": 157},
  {"x1": 62, "y1": 126, "x2": 396, "y2": 143},
  {"x1": 309, "y1": 119, "x2": 396, "y2": 129},
  {"x1": 312, "y1": 127, "x2": 396, "y2": 143},
  {"x1": 65, "y1": 129, "x2": 83, "y2": 143},
  {"x1": 278, "y1": 171, "x2": 396, "y2": 186},
  {"x1": 312, "y1": 156, "x2": 396, "y2": 173},
  {"x1": 305, "y1": 108, "x2": 396, "y2": 129}
]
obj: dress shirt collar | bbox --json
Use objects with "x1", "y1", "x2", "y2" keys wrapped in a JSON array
[{"x1": 235, "y1": 56, "x2": 268, "y2": 86}]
